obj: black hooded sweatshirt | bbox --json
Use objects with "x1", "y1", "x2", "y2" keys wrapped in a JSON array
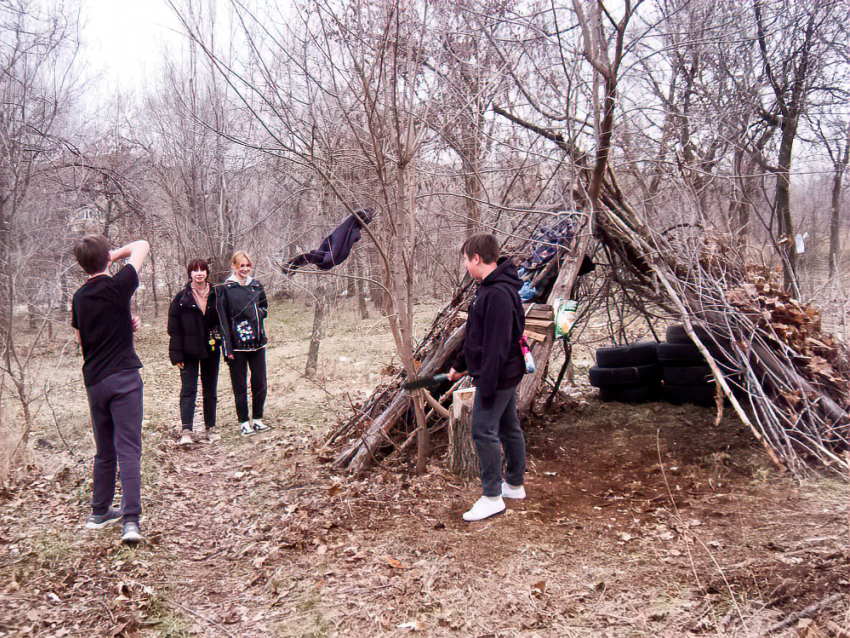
[{"x1": 452, "y1": 257, "x2": 526, "y2": 405}]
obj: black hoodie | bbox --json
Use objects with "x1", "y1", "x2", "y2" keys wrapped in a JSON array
[{"x1": 452, "y1": 257, "x2": 525, "y2": 405}]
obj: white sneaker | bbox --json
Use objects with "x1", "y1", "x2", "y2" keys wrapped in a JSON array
[
  {"x1": 240, "y1": 421, "x2": 256, "y2": 437},
  {"x1": 179, "y1": 432, "x2": 193, "y2": 446},
  {"x1": 501, "y1": 481, "x2": 526, "y2": 500},
  {"x1": 462, "y1": 495, "x2": 506, "y2": 522},
  {"x1": 252, "y1": 419, "x2": 270, "y2": 432},
  {"x1": 205, "y1": 430, "x2": 221, "y2": 442}
]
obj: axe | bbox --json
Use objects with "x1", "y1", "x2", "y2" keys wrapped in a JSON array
[{"x1": 402, "y1": 373, "x2": 450, "y2": 390}]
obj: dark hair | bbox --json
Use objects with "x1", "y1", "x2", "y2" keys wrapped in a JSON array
[
  {"x1": 74, "y1": 235, "x2": 111, "y2": 274},
  {"x1": 186, "y1": 258, "x2": 210, "y2": 281},
  {"x1": 460, "y1": 233, "x2": 499, "y2": 264}
]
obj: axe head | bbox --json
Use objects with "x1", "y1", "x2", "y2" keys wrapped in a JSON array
[{"x1": 403, "y1": 373, "x2": 449, "y2": 390}]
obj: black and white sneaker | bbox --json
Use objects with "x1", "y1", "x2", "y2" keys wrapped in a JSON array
[
  {"x1": 252, "y1": 419, "x2": 270, "y2": 433},
  {"x1": 121, "y1": 521, "x2": 142, "y2": 544},
  {"x1": 240, "y1": 421, "x2": 256, "y2": 437},
  {"x1": 85, "y1": 507, "x2": 123, "y2": 529}
]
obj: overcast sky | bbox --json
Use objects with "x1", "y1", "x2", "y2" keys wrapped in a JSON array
[{"x1": 80, "y1": 0, "x2": 184, "y2": 98}]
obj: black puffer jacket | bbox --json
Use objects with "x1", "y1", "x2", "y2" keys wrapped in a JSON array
[
  {"x1": 167, "y1": 285, "x2": 220, "y2": 364},
  {"x1": 452, "y1": 257, "x2": 525, "y2": 405},
  {"x1": 216, "y1": 277, "x2": 268, "y2": 356}
]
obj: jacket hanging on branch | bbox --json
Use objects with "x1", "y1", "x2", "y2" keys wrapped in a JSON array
[{"x1": 283, "y1": 208, "x2": 373, "y2": 275}]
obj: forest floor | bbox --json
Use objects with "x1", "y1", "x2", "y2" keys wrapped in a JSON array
[{"x1": 0, "y1": 299, "x2": 847, "y2": 637}]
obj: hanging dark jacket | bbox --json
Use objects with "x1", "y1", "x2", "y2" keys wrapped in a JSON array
[
  {"x1": 283, "y1": 208, "x2": 373, "y2": 274},
  {"x1": 167, "y1": 285, "x2": 220, "y2": 364},
  {"x1": 216, "y1": 277, "x2": 268, "y2": 357},
  {"x1": 452, "y1": 257, "x2": 526, "y2": 405}
]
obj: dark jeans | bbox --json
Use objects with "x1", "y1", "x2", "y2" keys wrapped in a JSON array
[
  {"x1": 227, "y1": 348, "x2": 266, "y2": 423},
  {"x1": 472, "y1": 385, "x2": 526, "y2": 497},
  {"x1": 86, "y1": 369, "x2": 143, "y2": 523},
  {"x1": 180, "y1": 353, "x2": 220, "y2": 431}
]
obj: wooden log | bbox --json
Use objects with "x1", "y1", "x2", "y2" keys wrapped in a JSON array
[
  {"x1": 422, "y1": 389, "x2": 450, "y2": 419},
  {"x1": 447, "y1": 387, "x2": 479, "y2": 479},
  {"x1": 550, "y1": 215, "x2": 591, "y2": 300},
  {"x1": 517, "y1": 326, "x2": 555, "y2": 416},
  {"x1": 338, "y1": 323, "x2": 467, "y2": 473},
  {"x1": 333, "y1": 391, "x2": 410, "y2": 469}
]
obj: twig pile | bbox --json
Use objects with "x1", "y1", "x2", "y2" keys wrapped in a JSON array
[
  {"x1": 324, "y1": 215, "x2": 578, "y2": 474},
  {"x1": 326, "y1": 172, "x2": 849, "y2": 477},
  {"x1": 596, "y1": 194, "x2": 849, "y2": 476}
]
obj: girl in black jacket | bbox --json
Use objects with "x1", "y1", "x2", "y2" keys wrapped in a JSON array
[
  {"x1": 217, "y1": 251, "x2": 270, "y2": 437},
  {"x1": 168, "y1": 258, "x2": 221, "y2": 445}
]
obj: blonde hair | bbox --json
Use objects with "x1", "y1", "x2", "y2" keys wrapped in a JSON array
[{"x1": 231, "y1": 251, "x2": 253, "y2": 267}]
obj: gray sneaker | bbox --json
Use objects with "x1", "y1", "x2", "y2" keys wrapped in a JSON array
[
  {"x1": 85, "y1": 507, "x2": 123, "y2": 529},
  {"x1": 122, "y1": 521, "x2": 142, "y2": 544}
]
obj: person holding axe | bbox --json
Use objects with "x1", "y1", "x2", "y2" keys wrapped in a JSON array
[{"x1": 448, "y1": 233, "x2": 527, "y2": 521}]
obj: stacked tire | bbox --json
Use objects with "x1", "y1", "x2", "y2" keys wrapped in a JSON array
[
  {"x1": 589, "y1": 341, "x2": 661, "y2": 404},
  {"x1": 659, "y1": 324, "x2": 718, "y2": 407}
]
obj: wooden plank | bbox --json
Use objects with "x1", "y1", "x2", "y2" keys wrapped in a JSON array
[
  {"x1": 523, "y1": 303, "x2": 553, "y2": 312},
  {"x1": 524, "y1": 318, "x2": 554, "y2": 328},
  {"x1": 517, "y1": 328, "x2": 555, "y2": 417}
]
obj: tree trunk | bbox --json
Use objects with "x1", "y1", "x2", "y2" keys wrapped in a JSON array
[
  {"x1": 355, "y1": 251, "x2": 369, "y2": 319},
  {"x1": 59, "y1": 266, "x2": 71, "y2": 320},
  {"x1": 447, "y1": 387, "x2": 479, "y2": 479},
  {"x1": 27, "y1": 303, "x2": 37, "y2": 331},
  {"x1": 148, "y1": 248, "x2": 159, "y2": 317},
  {"x1": 0, "y1": 208, "x2": 11, "y2": 350},
  {"x1": 305, "y1": 284, "x2": 326, "y2": 378},
  {"x1": 775, "y1": 118, "x2": 799, "y2": 294},
  {"x1": 828, "y1": 120, "x2": 850, "y2": 279}
]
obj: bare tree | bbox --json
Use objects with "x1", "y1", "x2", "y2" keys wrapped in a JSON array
[
  {"x1": 0, "y1": 0, "x2": 81, "y2": 349},
  {"x1": 753, "y1": 0, "x2": 841, "y2": 293},
  {"x1": 171, "y1": 0, "x2": 475, "y2": 472}
]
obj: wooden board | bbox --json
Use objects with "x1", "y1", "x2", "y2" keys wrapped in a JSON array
[
  {"x1": 524, "y1": 318, "x2": 554, "y2": 328},
  {"x1": 523, "y1": 330, "x2": 547, "y2": 343}
]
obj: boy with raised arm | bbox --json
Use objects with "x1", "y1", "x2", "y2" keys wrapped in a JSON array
[{"x1": 72, "y1": 236, "x2": 150, "y2": 544}]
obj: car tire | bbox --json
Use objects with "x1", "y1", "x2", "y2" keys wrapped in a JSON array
[
  {"x1": 657, "y1": 341, "x2": 705, "y2": 366},
  {"x1": 589, "y1": 364, "x2": 661, "y2": 388},
  {"x1": 595, "y1": 341, "x2": 658, "y2": 367},
  {"x1": 662, "y1": 383, "x2": 718, "y2": 406},
  {"x1": 662, "y1": 365, "x2": 715, "y2": 386},
  {"x1": 598, "y1": 385, "x2": 658, "y2": 404}
]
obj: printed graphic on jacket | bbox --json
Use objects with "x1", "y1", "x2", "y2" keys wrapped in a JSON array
[{"x1": 233, "y1": 319, "x2": 256, "y2": 347}]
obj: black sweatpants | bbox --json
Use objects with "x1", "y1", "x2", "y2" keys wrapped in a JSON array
[
  {"x1": 180, "y1": 353, "x2": 220, "y2": 431},
  {"x1": 227, "y1": 348, "x2": 266, "y2": 423}
]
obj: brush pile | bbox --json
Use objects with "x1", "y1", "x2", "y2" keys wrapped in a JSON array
[{"x1": 324, "y1": 186, "x2": 849, "y2": 477}]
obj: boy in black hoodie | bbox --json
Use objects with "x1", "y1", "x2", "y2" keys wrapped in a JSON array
[{"x1": 449, "y1": 234, "x2": 527, "y2": 521}]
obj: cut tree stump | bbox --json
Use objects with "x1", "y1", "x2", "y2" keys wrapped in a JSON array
[{"x1": 448, "y1": 387, "x2": 479, "y2": 479}]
